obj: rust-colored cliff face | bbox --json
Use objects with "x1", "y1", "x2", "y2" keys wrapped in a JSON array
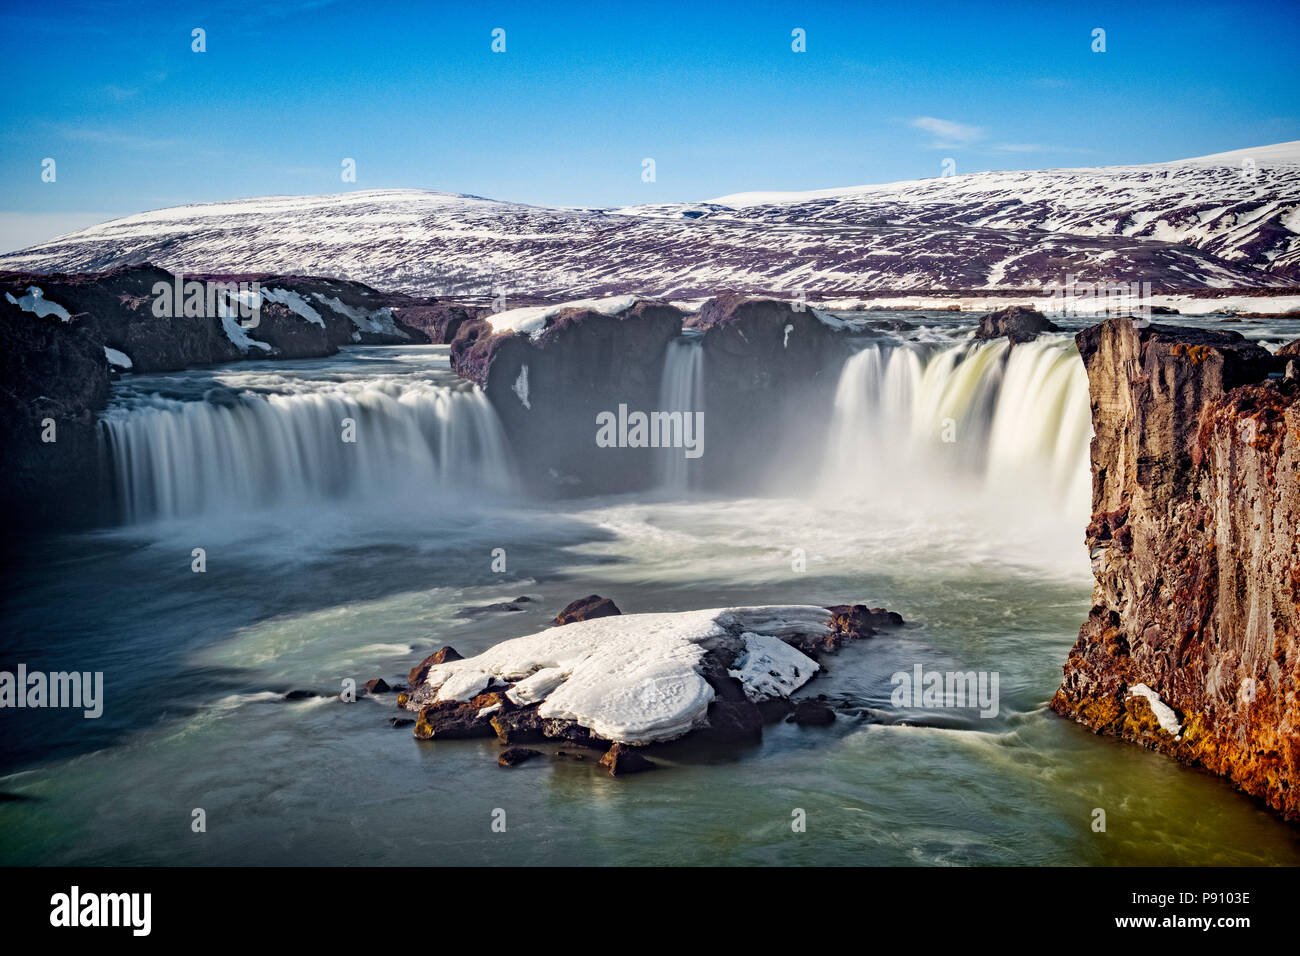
[{"x1": 1052, "y1": 317, "x2": 1300, "y2": 819}]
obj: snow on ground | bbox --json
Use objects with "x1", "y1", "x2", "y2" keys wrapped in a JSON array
[
  {"x1": 260, "y1": 286, "x2": 325, "y2": 326},
  {"x1": 420, "y1": 606, "x2": 829, "y2": 744},
  {"x1": 727, "y1": 631, "x2": 819, "y2": 701},
  {"x1": 219, "y1": 312, "x2": 272, "y2": 352},
  {"x1": 1128, "y1": 683, "x2": 1184, "y2": 737},
  {"x1": 5, "y1": 286, "x2": 71, "y2": 321},
  {"x1": 814, "y1": 293, "x2": 1300, "y2": 315},
  {"x1": 487, "y1": 295, "x2": 640, "y2": 337},
  {"x1": 311, "y1": 293, "x2": 409, "y2": 338},
  {"x1": 103, "y1": 346, "x2": 133, "y2": 369}
]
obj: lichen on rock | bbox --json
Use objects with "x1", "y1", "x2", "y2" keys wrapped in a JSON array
[{"x1": 1052, "y1": 316, "x2": 1300, "y2": 819}]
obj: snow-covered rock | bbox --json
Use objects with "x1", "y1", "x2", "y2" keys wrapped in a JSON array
[{"x1": 407, "y1": 604, "x2": 881, "y2": 746}]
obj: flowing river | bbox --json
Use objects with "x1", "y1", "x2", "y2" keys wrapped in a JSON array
[{"x1": 2, "y1": 312, "x2": 1298, "y2": 865}]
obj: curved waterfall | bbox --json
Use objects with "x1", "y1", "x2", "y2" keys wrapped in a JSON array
[
  {"x1": 103, "y1": 379, "x2": 516, "y2": 522},
  {"x1": 658, "y1": 336, "x2": 704, "y2": 491},
  {"x1": 821, "y1": 336, "x2": 1093, "y2": 517}
]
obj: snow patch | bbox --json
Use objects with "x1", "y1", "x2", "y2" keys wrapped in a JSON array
[
  {"x1": 219, "y1": 311, "x2": 272, "y2": 352},
  {"x1": 419, "y1": 605, "x2": 833, "y2": 744},
  {"x1": 260, "y1": 286, "x2": 325, "y2": 326},
  {"x1": 312, "y1": 293, "x2": 409, "y2": 339},
  {"x1": 103, "y1": 346, "x2": 133, "y2": 369},
  {"x1": 512, "y1": 364, "x2": 531, "y2": 409},
  {"x1": 727, "y1": 631, "x2": 819, "y2": 701},
  {"x1": 5, "y1": 286, "x2": 71, "y2": 322},
  {"x1": 1128, "y1": 683, "x2": 1183, "y2": 737},
  {"x1": 488, "y1": 295, "x2": 640, "y2": 338}
]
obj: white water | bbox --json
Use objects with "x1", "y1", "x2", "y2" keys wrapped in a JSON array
[
  {"x1": 103, "y1": 371, "x2": 515, "y2": 522},
  {"x1": 822, "y1": 336, "x2": 1093, "y2": 522},
  {"x1": 657, "y1": 336, "x2": 704, "y2": 491}
]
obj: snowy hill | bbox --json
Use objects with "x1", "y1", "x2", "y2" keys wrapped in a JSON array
[{"x1": 4, "y1": 143, "x2": 1298, "y2": 297}]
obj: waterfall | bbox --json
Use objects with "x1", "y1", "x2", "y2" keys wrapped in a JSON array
[
  {"x1": 102, "y1": 379, "x2": 516, "y2": 522},
  {"x1": 822, "y1": 336, "x2": 1093, "y2": 518},
  {"x1": 658, "y1": 336, "x2": 704, "y2": 491}
]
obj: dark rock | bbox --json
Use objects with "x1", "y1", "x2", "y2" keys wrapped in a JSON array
[
  {"x1": 0, "y1": 294, "x2": 111, "y2": 531},
  {"x1": 791, "y1": 700, "x2": 836, "y2": 726},
  {"x1": 389, "y1": 301, "x2": 485, "y2": 344},
  {"x1": 598, "y1": 743, "x2": 656, "y2": 776},
  {"x1": 975, "y1": 305, "x2": 1060, "y2": 344},
  {"x1": 413, "y1": 691, "x2": 506, "y2": 740},
  {"x1": 364, "y1": 678, "x2": 391, "y2": 694},
  {"x1": 490, "y1": 706, "x2": 546, "y2": 744},
  {"x1": 553, "y1": 595, "x2": 622, "y2": 626},
  {"x1": 703, "y1": 699, "x2": 764, "y2": 743},
  {"x1": 389, "y1": 717, "x2": 415, "y2": 728},
  {"x1": 498, "y1": 747, "x2": 543, "y2": 767},
  {"x1": 757, "y1": 698, "x2": 795, "y2": 722},
  {"x1": 283, "y1": 689, "x2": 318, "y2": 700},
  {"x1": 408, "y1": 645, "x2": 463, "y2": 686},
  {"x1": 450, "y1": 301, "x2": 686, "y2": 494}
]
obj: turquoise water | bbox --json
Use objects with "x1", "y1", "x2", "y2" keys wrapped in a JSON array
[{"x1": 2, "y1": 328, "x2": 1298, "y2": 866}]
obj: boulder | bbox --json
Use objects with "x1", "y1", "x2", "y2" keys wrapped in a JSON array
[
  {"x1": 490, "y1": 706, "x2": 546, "y2": 744},
  {"x1": 413, "y1": 691, "x2": 507, "y2": 740},
  {"x1": 791, "y1": 700, "x2": 837, "y2": 726},
  {"x1": 598, "y1": 743, "x2": 656, "y2": 776},
  {"x1": 974, "y1": 305, "x2": 1060, "y2": 344},
  {"x1": 408, "y1": 646, "x2": 463, "y2": 686},
  {"x1": 703, "y1": 699, "x2": 763, "y2": 743},
  {"x1": 498, "y1": 747, "x2": 543, "y2": 767},
  {"x1": 363, "y1": 678, "x2": 391, "y2": 694},
  {"x1": 552, "y1": 595, "x2": 621, "y2": 626}
]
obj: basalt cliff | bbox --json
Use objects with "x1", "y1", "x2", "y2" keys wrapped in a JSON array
[{"x1": 1052, "y1": 316, "x2": 1300, "y2": 819}]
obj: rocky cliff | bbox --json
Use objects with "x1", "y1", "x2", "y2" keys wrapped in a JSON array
[
  {"x1": 1052, "y1": 316, "x2": 1300, "y2": 819},
  {"x1": 450, "y1": 301, "x2": 686, "y2": 493},
  {"x1": 0, "y1": 265, "x2": 460, "y2": 529}
]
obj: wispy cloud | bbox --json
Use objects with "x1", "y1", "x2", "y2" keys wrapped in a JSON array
[
  {"x1": 909, "y1": 116, "x2": 986, "y2": 149},
  {"x1": 56, "y1": 126, "x2": 181, "y2": 151},
  {"x1": 908, "y1": 118, "x2": 1094, "y2": 157}
]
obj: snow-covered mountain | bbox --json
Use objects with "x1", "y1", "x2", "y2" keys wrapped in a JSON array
[{"x1": 5, "y1": 143, "x2": 1298, "y2": 297}]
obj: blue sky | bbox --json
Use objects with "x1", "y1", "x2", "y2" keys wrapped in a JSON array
[{"x1": 2, "y1": 0, "x2": 1298, "y2": 250}]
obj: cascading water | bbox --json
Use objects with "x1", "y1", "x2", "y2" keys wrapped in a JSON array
[
  {"x1": 102, "y1": 369, "x2": 516, "y2": 523},
  {"x1": 821, "y1": 335, "x2": 1093, "y2": 522},
  {"x1": 657, "y1": 335, "x2": 704, "y2": 491}
]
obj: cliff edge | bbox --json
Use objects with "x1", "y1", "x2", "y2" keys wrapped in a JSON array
[{"x1": 1052, "y1": 316, "x2": 1300, "y2": 819}]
